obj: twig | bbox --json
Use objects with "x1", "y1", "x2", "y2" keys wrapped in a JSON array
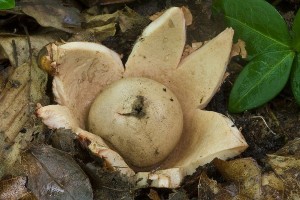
[
  {"x1": 21, "y1": 25, "x2": 32, "y2": 66},
  {"x1": 21, "y1": 25, "x2": 34, "y2": 118},
  {"x1": 250, "y1": 116, "x2": 276, "y2": 135},
  {"x1": 11, "y1": 39, "x2": 18, "y2": 67},
  {"x1": 101, "y1": 186, "x2": 129, "y2": 192}
]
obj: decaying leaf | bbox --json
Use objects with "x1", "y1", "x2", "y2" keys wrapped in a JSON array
[
  {"x1": 148, "y1": 189, "x2": 160, "y2": 200},
  {"x1": 213, "y1": 158, "x2": 262, "y2": 199},
  {"x1": 68, "y1": 23, "x2": 116, "y2": 42},
  {"x1": 197, "y1": 172, "x2": 243, "y2": 200},
  {"x1": 0, "y1": 34, "x2": 65, "y2": 169},
  {"x1": 168, "y1": 189, "x2": 189, "y2": 200},
  {"x1": 267, "y1": 138, "x2": 300, "y2": 199},
  {"x1": 0, "y1": 176, "x2": 30, "y2": 199},
  {"x1": 21, "y1": 0, "x2": 82, "y2": 33},
  {"x1": 262, "y1": 172, "x2": 284, "y2": 199},
  {"x1": 118, "y1": 6, "x2": 150, "y2": 33},
  {"x1": 82, "y1": 162, "x2": 134, "y2": 200},
  {"x1": 181, "y1": 6, "x2": 193, "y2": 26},
  {"x1": 0, "y1": 35, "x2": 64, "y2": 67},
  {"x1": 22, "y1": 145, "x2": 93, "y2": 200},
  {"x1": 48, "y1": 128, "x2": 78, "y2": 153},
  {"x1": 0, "y1": 62, "x2": 47, "y2": 142},
  {"x1": 272, "y1": 137, "x2": 300, "y2": 157},
  {"x1": 230, "y1": 39, "x2": 247, "y2": 58},
  {"x1": 0, "y1": 61, "x2": 47, "y2": 178},
  {"x1": 203, "y1": 139, "x2": 300, "y2": 199},
  {"x1": 83, "y1": 12, "x2": 119, "y2": 29}
]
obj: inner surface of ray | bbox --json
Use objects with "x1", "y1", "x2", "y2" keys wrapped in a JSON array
[
  {"x1": 124, "y1": 7, "x2": 186, "y2": 79},
  {"x1": 52, "y1": 42, "x2": 124, "y2": 128}
]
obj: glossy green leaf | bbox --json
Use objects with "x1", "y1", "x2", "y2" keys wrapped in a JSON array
[
  {"x1": 0, "y1": 0, "x2": 15, "y2": 9},
  {"x1": 292, "y1": 9, "x2": 300, "y2": 52},
  {"x1": 291, "y1": 54, "x2": 300, "y2": 104},
  {"x1": 229, "y1": 51, "x2": 295, "y2": 113},
  {"x1": 212, "y1": 0, "x2": 291, "y2": 58}
]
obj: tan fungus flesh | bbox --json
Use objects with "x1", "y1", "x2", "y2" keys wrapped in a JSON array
[
  {"x1": 51, "y1": 42, "x2": 124, "y2": 128},
  {"x1": 124, "y1": 7, "x2": 186, "y2": 79}
]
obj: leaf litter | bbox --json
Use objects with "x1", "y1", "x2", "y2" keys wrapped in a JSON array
[{"x1": 0, "y1": 0, "x2": 300, "y2": 199}]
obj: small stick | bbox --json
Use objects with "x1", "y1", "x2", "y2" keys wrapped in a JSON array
[
  {"x1": 12, "y1": 39, "x2": 18, "y2": 67},
  {"x1": 250, "y1": 115, "x2": 276, "y2": 135}
]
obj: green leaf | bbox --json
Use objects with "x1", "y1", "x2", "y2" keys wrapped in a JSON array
[
  {"x1": 0, "y1": 0, "x2": 15, "y2": 9},
  {"x1": 229, "y1": 51, "x2": 295, "y2": 113},
  {"x1": 212, "y1": 0, "x2": 292, "y2": 58},
  {"x1": 291, "y1": 53, "x2": 300, "y2": 104},
  {"x1": 292, "y1": 9, "x2": 300, "y2": 52}
]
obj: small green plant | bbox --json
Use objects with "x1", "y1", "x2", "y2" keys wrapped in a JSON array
[
  {"x1": 213, "y1": 0, "x2": 300, "y2": 113},
  {"x1": 0, "y1": 0, "x2": 15, "y2": 9}
]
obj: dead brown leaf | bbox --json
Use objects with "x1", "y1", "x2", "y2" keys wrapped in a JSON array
[
  {"x1": 0, "y1": 176, "x2": 29, "y2": 199},
  {"x1": 148, "y1": 189, "x2": 160, "y2": 200},
  {"x1": 267, "y1": 138, "x2": 300, "y2": 199},
  {"x1": 23, "y1": 145, "x2": 93, "y2": 200},
  {"x1": 21, "y1": 0, "x2": 82, "y2": 33},
  {"x1": 119, "y1": 6, "x2": 150, "y2": 33},
  {"x1": 230, "y1": 39, "x2": 247, "y2": 59},
  {"x1": 213, "y1": 158, "x2": 262, "y2": 199},
  {"x1": 182, "y1": 6, "x2": 193, "y2": 26}
]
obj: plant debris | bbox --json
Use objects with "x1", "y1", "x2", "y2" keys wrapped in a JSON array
[{"x1": 22, "y1": 145, "x2": 93, "y2": 200}]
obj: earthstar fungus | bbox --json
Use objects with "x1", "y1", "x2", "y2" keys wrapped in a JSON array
[{"x1": 37, "y1": 7, "x2": 248, "y2": 188}]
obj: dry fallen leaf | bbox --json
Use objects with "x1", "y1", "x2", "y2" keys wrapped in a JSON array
[
  {"x1": 83, "y1": 12, "x2": 119, "y2": 28},
  {"x1": 0, "y1": 61, "x2": 47, "y2": 178},
  {"x1": 23, "y1": 145, "x2": 93, "y2": 200},
  {"x1": 0, "y1": 35, "x2": 65, "y2": 67},
  {"x1": 267, "y1": 138, "x2": 300, "y2": 199},
  {"x1": 82, "y1": 162, "x2": 134, "y2": 200},
  {"x1": 148, "y1": 189, "x2": 160, "y2": 200},
  {"x1": 197, "y1": 172, "x2": 241, "y2": 199},
  {"x1": 181, "y1": 6, "x2": 193, "y2": 26},
  {"x1": 68, "y1": 23, "x2": 117, "y2": 42},
  {"x1": 0, "y1": 176, "x2": 30, "y2": 199},
  {"x1": 213, "y1": 158, "x2": 262, "y2": 199},
  {"x1": 262, "y1": 172, "x2": 284, "y2": 199},
  {"x1": 21, "y1": 0, "x2": 82, "y2": 33},
  {"x1": 118, "y1": 6, "x2": 150, "y2": 33},
  {"x1": 230, "y1": 39, "x2": 247, "y2": 59}
]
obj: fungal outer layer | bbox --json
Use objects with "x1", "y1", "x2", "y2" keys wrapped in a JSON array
[{"x1": 37, "y1": 7, "x2": 248, "y2": 188}]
